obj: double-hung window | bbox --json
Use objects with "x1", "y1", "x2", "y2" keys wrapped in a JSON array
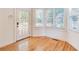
[
  {"x1": 46, "y1": 9, "x2": 53, "y2": 27},
  {"x1": 35, "y1": 9, "x2": 44, "y2": 27},
  {"x1": 69, "y1": 8, "x2": 79, "y2": 32},
  {"x1": 55, "y1": 8, "x2": 64, "y2": 29}
]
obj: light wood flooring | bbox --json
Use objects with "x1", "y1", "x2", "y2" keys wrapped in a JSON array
[{"x1": 0, "y1": 36, "x2": 77, "y2": 51}]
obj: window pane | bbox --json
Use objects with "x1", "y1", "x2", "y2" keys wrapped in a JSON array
[
  {"x1": 46, "y1": 9, "x2": 53, "y2": 26},
  {"x1": 70, "y1": 8, "x2": 79, "y2": 32},
  {"x1": 19, "y1": 10, "x2": 28, "y2": 24},
  {"x1": 55, "y1": 8, "x2": 64, "y2": 28},
  {"x1": 35, "y1": 9, "x2": 44, "y2": 27}
]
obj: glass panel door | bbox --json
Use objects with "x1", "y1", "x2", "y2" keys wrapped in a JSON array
[{"x1": 16, "y1": 8, "x2": 29, "y2": 40}]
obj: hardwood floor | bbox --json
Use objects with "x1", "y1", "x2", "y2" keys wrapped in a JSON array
[{"x1": 0, "y1": 36, "x2": 77, "y2": 51}]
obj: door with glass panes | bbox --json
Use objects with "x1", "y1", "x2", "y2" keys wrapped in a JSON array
[{"x1": 16, "y1": 8, "x2": 29, "y2": 40}]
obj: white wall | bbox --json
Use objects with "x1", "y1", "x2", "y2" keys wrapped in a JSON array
[
  {"x1": 32, "y1": 27, "x2": 67, "y2": 40},
  {"x1": 66, "y1": 31, "x2": 79, "y2": 50},
  {"x1": 0, "y1": 8, "x2": 16, "y2": 47}
]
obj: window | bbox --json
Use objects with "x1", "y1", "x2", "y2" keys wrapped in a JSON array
[
  {"x1": 70, "y1": 8, "x2": 79, "y2": 32},
  {"x1": 35, "y1": 8, "x2": 65, "y2": 28},
  {"x1": 46, "y1": 9, "x2": 53, "y2": 26},
  {"x1": 55, "y1": 8, "x2": 64, "y2": 29},
  {"x1": 35, "y1": 9, "x2": 44, "y2": 27}
]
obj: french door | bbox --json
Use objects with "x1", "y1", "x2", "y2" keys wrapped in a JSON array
[{"x1": 16, "y1": 8, "x2": 29, "y2": 40}]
